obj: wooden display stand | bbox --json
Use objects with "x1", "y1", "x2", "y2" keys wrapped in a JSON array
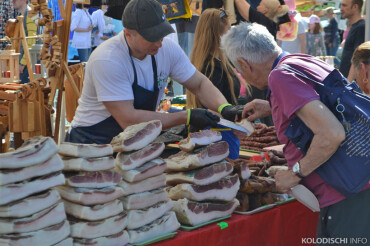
[
  {"x1": 0, "y1": 80, "x2": 52, "y2": 149},
  {"x1": 29, "y1": 44, "x2": 47, "y2": 79},
  {"x1": 7, "y1": 16, "x2": 35, "y2": 83},
  {"x1": 0, "y1": 116, "x2": 10, "y2": 152},
  {"x1": 28, "y1": 0, "x2": 78, "y2": 143},
  {"x1": 0, "y1": 50, "x2": 21, "y2": 83},
  {"x1": 0, "y1": 0, "x2": 78, "y2": 150}
]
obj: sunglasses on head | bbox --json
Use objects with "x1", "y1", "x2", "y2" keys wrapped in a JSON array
[{"x1": 219, "y1": 8, "x2": 227, "y2": 19}]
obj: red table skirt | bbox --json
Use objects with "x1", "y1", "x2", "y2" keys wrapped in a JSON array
[{"x1": 154, "y1": 201, "x2": 319, "y2": 246}]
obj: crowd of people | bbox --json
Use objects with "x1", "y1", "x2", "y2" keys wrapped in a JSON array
[
  {"x1": 70, "y1": 0, "x2": 116, "y2": 62},
  {"x1": 1, "y1": 0, "x2": 367, "y2": 86}
]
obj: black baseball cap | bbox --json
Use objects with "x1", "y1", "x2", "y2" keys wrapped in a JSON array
[{"x1": 122, "y1": 0, "x2": 175, "y2": 42}]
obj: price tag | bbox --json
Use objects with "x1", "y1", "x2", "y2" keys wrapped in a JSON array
[{"x1": 217, "y1": 222, "x2": 229, "y2": 230}]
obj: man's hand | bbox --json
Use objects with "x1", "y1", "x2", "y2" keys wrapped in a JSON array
[
  {"x1": 242, "y1": 99, "x2": 271, "y2": 121},
  {"x1": 88, "y1": 25, "x2": 94, "y2": 31},
  {"x1": 220, "y1": 105, "x2": 244, "y2": 122},
  {"x1": 188, "y1": 109, "x2": 220, "y2": 130},
  {"x1": 328, "y1": 42, "x2": 332, "y2": 48},
  {"x1": 19, "y1": 65, "x2": 25, "y2": 74},
  {"x1": 101, "y1": 35, "x2": 109, "y2": 40},
  {"x1": 275, "y1": 170, "x2": 301, "y2": 193}
]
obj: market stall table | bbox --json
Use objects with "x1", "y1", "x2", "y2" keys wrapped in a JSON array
[{"x1": 153, "y1": 201, "x2": 319, "y2": 246}]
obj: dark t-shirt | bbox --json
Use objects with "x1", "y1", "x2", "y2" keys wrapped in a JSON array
[
  {"x1": 339, "y1": 19, "x2": 365, "y2": 77},
  {"x1": 202, "y1": 58, "x2": 240, "y2": 105},
  {"x1": 324, "y1": 18, "x2": 339, "y2": 45}
]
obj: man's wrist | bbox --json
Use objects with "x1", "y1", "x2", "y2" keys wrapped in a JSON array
[
  {"x1": 292, "y1": 161, "x2": 307, "y2": 179},
  {"x1": 186, "y1": 109, "x2": 191, "y2": 125},
  {"x1": 218, "y1": 103, "x2": 231, "y2": 114}
]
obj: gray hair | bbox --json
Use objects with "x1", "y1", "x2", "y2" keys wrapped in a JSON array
[{"x1": 221, "y1": 22, "x2": 281, "y2": 71}]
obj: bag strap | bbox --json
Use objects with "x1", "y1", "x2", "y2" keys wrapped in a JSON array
[
  {"x1": 278, "y1": 64, "x2": 364, "y2": 94},
  {"x1": 277, "y1": 64, "x2": 323, "y2": 86},
  {"x1": 277, "y1": 64, "x2": 353, "y2": 132}
]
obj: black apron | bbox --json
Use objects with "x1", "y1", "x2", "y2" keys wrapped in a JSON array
[{"x1": 67, "y1": 41, "x2": 159, "y2": 144}]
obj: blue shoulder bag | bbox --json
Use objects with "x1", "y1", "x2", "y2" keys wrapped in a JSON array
[{"x1": 278, "y1": 64, "x2": 370, "y2": 198}]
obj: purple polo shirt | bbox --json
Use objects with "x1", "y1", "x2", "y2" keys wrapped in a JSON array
[{"x1": 268, "y1": 54, "x2": 345, "y2": 208}]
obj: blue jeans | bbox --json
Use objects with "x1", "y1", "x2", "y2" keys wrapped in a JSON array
[
  {"x1": 204, "y1": 124, "x2": 240, "y2": 160},
  {"x1": 325, "y1": 44, "x2": 341, "y2": 67},
  {"x1": 19, "y1": 65, "x2": 29, "y2": 84},
  {"x1": 77, "y1": 48, "x2": 91, "y2": 62}
]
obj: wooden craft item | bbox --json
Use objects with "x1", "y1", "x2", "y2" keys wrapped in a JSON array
[
  {"x1": 18, "y1": 16, "x2": 35, "y2": 82},
  {"x1": 0, "y1": 52, "x2": 21, "y2": 83},
  {"x1": 64, "y1": 63, "x2": 84, "y2": 122},
  {"x1": 5, "y1": 19, "x2": 17, "y2": 38}
]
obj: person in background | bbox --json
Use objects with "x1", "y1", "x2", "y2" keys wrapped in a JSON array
[
  {"x1": 351, "y1": 41, "x2": 370, "y2": 95},
  {"x1": 339, "y1": 0, "x2": 365, "y2": 80},
  {"x1": 71, "y1": 3, "x2": 93, "y2": 62},
  {"x1": 186, "y1": 8, "x2": 247, "y2": 159},
  {"x1": 324, "y1": 7, "x2": 339, "y2": 64},
  {"x1": 1, "y1": 0, "x2": 16, "y2": 50},
  {"x1": 202, "y1": 0, "x2": 223, "y2": 12},
  {"x1": 306, "y1": 15, "x2": 325, "y2": 57},
  {"x1": 101, "y1": 4, "x2": 117, "y2": 38},
  {"x1": 278, "y1": 15, "x2": 306, "y2": 54},
  {"x1": 341, "y1": 20, "x2": 352, "y2": 48},
  {"x1": 102, "y1": 2, "x2": 116, "y2": 39},
  {"x1": 91, "y1": 3, "x2": 105, "y2": 51},
  {"x1": 13, "y1": 0, "x2": 38, "y2": 84},
  {"x1": 234, "y1": 0, "x2": 289, "y2": 38},
  {"x1": 221, "y1": 21, "x2": 369, "y2": 244}
]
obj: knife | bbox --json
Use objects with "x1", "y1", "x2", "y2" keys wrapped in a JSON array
[
  {"x1": 290, "y1": 185, "x2": 320, "y2": 212},
  {"x1": 218, "y1": 118, "x2": 251, "y2": 134}
]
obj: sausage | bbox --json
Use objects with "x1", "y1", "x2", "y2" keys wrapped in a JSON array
[{"x1": 271, "y1": 150, "x2": 285, "y2": 158}]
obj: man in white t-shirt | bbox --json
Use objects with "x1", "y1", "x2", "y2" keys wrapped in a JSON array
[{"x1": 68, "y1": 0, "x2": 243, "y2": 144}]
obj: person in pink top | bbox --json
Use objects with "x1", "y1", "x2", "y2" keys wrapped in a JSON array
[{"x1": 221, "y1": 22, "x2": 370, "y2": 244}]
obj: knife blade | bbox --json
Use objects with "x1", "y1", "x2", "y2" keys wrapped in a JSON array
[
  {"x1": 218, "y1": 118, "x2": 251, "y2": 134},
  {"x1": 290, "y1": 185, "x2": 320, "y2": 212}
]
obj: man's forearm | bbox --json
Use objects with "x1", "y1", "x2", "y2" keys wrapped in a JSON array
[
  {"x1": 73, "y1": 27, "x2": 90, "y2": 32},
  {"x1": 103, "y1": 101, "x2": 188, "y2": 130},
  {"x1": 183, "y1": 71, "x2": 228, "y2": 112},
  {"x1": 125, "y1": 109, "x2": 188, "y2": 130},
  {"x1": 194, "y1": 76, "x2": 228, "y2": 112},
  {"x1": 298, "y1": 131, "x2": 344, "y2": 177},
  {"x1": 294, "y1": 101, "x2": 345, "y2": 177}
]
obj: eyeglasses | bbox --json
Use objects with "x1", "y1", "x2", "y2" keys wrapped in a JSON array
[{"x1": 219, "y1": 8, "x2": 227, "y2": 19}]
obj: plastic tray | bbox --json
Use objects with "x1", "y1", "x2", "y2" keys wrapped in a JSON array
[
  {"x1": 275, "y1": 197, "x2": 296, "y2": 205},
  {"x1": 132, "y1": 232, "x2": 177, "y2": 246},
  {"x1": 179, "y1": 215, "x2": 231, "y2": 231},
  {"x1": 233, "y1": 204, "x2": 276, "y2": 215}
]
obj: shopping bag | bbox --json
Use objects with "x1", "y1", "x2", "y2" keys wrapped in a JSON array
[
  {"x1": 157, "y1": 0, "x2": 192, "y2": 21},
  {"x1": 278, "y1": 64, "x2": 370, "y2": 197},
  {"x1": 277, "y1": 20, "x2": 298, "y2": 41}
]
